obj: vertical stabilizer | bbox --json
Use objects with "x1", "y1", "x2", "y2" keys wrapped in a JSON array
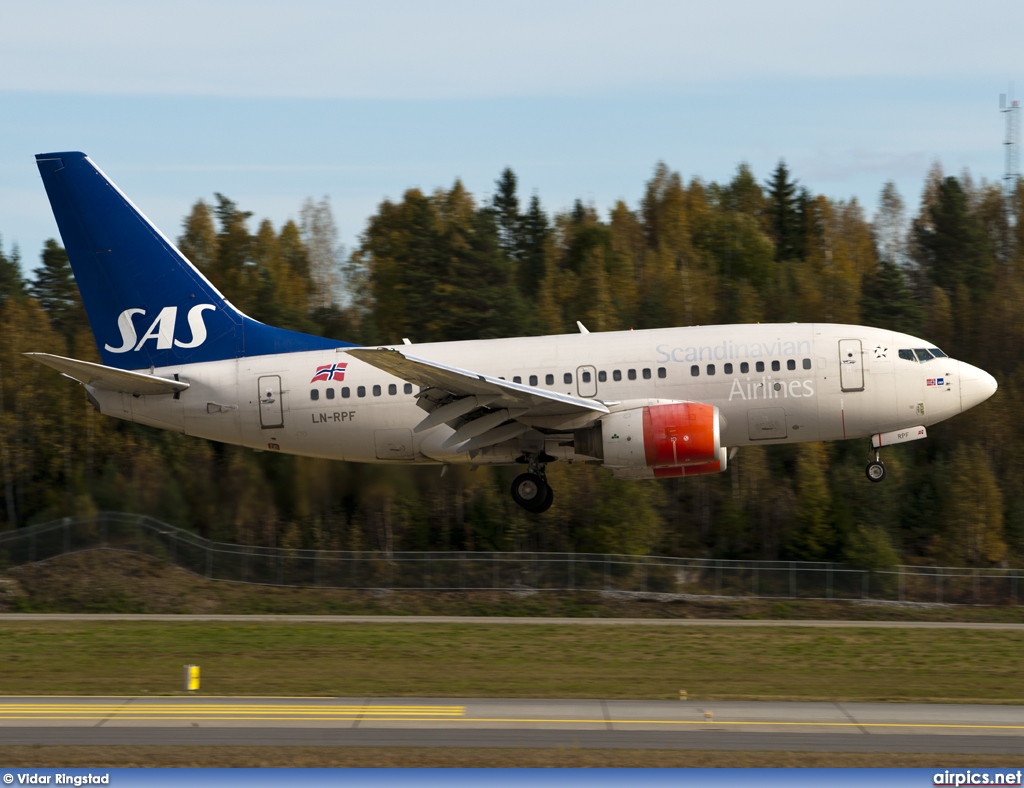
[{"x1": 35, "y1": 152, "x2": 351, "y2": 370}]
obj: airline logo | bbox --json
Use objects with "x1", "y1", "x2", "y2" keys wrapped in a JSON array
[
  {"x1": 105, "y1": 304, "x2": 217, "y2": 353},
  {"x1": 926, "y1": 378, "x2": 945, "y2": 387},
  {"x1": 311, "y1": 363, "x2": 348, "y2": 383}
]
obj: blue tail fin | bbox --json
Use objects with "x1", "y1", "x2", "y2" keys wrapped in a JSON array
[{"x1": 35, "y1": 152, "x2": 352, "y2": 370}]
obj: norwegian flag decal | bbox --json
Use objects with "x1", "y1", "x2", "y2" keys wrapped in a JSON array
[{"x1": 311, "y1": 363, "x2": 348, "y2": 383}]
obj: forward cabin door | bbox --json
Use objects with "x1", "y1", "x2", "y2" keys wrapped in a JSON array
[
  {"x1": 838, "y1": 339, "x2": 864, "y2": 392},
  {"x1": 258, "y1": 375, "x2": 284, "y2": 429}
]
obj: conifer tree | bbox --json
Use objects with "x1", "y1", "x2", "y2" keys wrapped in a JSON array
[
  {"x1": 766, "y1": 160, "x2": 802, "y2": 261},
  {"x1": 30, "y1": 239, "x2": 84, "y2": 350}
]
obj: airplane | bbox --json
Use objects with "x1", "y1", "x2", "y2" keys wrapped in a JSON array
[{"x1": 28, "y1": 151, "x2": 998, "y2": 514}]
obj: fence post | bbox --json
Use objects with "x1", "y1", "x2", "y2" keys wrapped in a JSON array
[
  {"x1": 493, "y1": 554, "x2": 499, "y2": 590},
  {"x1": 899, "y1": 566, "x2": 904, "y2": 602},
  {"x1": 205, "y1": 544, "x2": 212, "y2": 579},
  {"x1": 862, "y1": 571, "x2": 868, "y2": 600},
  {"x1": 790, "y1": 562, "x2": 795, "y2": 598},
  {"x1": 827, "y1": 565, "x2": 832, "y2": 600},
  {"x1": 974, "y1": 568, "x2": 980, "y2": 605},
  {"x1": 605, "y1": 555, "x2": 610, "y2": 591},
  {"x1": 753, "y1": 564, "x2": 758, "y2": 598},
  {"x1": 716, "y1": 561, "x2": 722, "y2": 595},
  {"x1": 569, "y1": 552, "x2": 574, "y2": 592}
]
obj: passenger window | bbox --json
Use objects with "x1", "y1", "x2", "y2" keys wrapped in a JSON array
[
  {"x1": 657, "y1": 367, "x2": 666, "y2": 379},
  {"x1": 342, "y1": 387, "x2": 350, "y2": 398},
  {"x1": 691, "y1": 365, "x2": 700, "y2": 377},
  {"x1": 756, "y1": 361, "x2": 765, "y2": 372},
  {"x1": 914, "y1": 349, "x2": 934, "y2": 362},
  {"x1": 404, "y1": 384, "x2": 413, "y2": 394},
  {"x1": 613, "y1": 370, "x2": 622, "y2": 381},
  {"x1": 802, "y1": 358, "x2": 812, "y2": 370},
  {"x1": 707, "y1": 364, "x2": 715, "y2": 376},
  {"x1": 546, "y1": 374, "x2": 554, "y2": 385},
  {"x1": 787, "y1": 359, "x2": 796, "y2": 371},
  {"x1": 898, "y1": 349, "x2": 916, "y2": 361},
  {"x1": 326, "y1": 388, "x2": 335, "y2": 400},
  {"x1": 771, "y1": 360, "x2": 781, "y2": 372},
  {"x1": 357, "y1": 386, "x2": 366, "y2": 398},
  {"x1": 310, "y1": 389, "x2": 319, "y2": 401},
  {"x1": 598, "y1": 371, "x2": 607, "y2": 382},
  {"x1": 740, "y1": 362, "x2": 749, "y2": 374},
  {"x1": 513, "y1": 376, "x2": 522, "y2": 384},
  {"x1": 724, "y1": 363, "x2": 733, "y2": 374},
  {"x1": 628, "y1": 369, "x2": 637, "y2": 380},
  {"x1": 529, "y1": 375, "x2": 538, "y2": 386},
  {"x1": 582, "y1": 371, "x2": 591, "y2": 383},
  {"x1": 372, "y1": 384, "x2": 381, "y2": 396},
  {"x1": 642, "y1": 368, "x2": 651, "y2": 380},
  {"x1": 388, "y1": 383, "x2": 397, "y2": 395},
  {"x1": 563, "y1": 372, "x2": 573, "y2": 384}
]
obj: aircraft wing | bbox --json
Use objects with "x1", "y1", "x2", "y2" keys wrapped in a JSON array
[
  {"x1": 346, "y1": 347, "x2": 608, "y2": 450},
  {"x1": 25, "y1": 353, "x2": 190, "y2": 396}
]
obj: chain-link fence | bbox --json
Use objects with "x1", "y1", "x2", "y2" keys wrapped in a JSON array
[{"x1": 1, "y1": 512, "x2": 1021, "y2": 605}]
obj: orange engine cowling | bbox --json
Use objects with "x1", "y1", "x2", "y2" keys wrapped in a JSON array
[
  {"x1": 642, "y1": 402, "x2": 720, "y2": 467},
  {"x1": 596, "y1": 402, "x2": 723, "y2": 470}
]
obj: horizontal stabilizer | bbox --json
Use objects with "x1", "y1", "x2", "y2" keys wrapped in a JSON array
[{"x1": 25, "y1": 353, "x2": 190, "y2": 396}]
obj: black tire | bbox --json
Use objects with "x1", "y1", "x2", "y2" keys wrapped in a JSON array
[
  {"x1": 865, "y1": 461, "x2": 886, "y2": 483},
  {"x1": 511, "y1": 473, "x2": 551, "y2": 513},
  {"x1": 532, "y1": 482, "x2": 554, "y2": 513}
]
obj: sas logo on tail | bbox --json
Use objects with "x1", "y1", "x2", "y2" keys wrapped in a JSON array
[
  {"x1": 311, "y1": 363, "x2": 347, "y2": 382},
  {"x1": 105, "y1": 304, "x2": 216, "y2": 353}
]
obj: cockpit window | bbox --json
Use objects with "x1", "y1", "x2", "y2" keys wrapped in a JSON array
[
  {"x1": 914, "y1": 349, "x2": 934, "y2": 362},
  {"x1": 898, "y1": 349, "x2": 916, "y2": 361},
  {"x1": 929, "y1": 348, "x2": 948, "y2": 358}
]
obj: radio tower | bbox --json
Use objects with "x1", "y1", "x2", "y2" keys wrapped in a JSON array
[{"x1": 1001, "y1": 89, "x2": 1020, "y2": 223}]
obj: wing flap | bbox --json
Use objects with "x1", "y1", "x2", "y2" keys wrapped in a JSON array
[{"x1": 25, "y1": 353, "x2": 190, "y2": 396}]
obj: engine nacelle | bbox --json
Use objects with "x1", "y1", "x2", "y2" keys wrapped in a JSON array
[
  {"x1": 575, "y1": 401, "x2": 724, "y2": 471},
  {"x1": 609, "y1": 450, "x2": 728, "y2": 479}
]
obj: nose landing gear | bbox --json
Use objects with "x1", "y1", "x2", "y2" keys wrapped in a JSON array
[{"x1": 865, "y1": 448, "x2": 886, "y2": 483}]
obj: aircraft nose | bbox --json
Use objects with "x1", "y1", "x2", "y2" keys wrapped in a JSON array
[{"x1": 959, "y1": 361, "x2": 998, "y2": 412}]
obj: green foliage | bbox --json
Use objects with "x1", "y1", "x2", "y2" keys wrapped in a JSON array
[{"x1": 1, "y1": 162, "x2": 1019, "y2": 569}]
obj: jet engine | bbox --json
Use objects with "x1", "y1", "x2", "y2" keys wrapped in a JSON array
[{"x1": 574, "y1": 401, "x2": 727, "y2": 476}]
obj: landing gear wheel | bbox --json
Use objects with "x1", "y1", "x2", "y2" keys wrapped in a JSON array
[
  {"x1": 511, "y1": 473, "x2": 553, "y2": 513},
  {"x1": 534, "y1": 483, "x2": 554, "y2": 514},
  {"x1": 865, "y1": 460, "x2": 886, "y2": 483}
]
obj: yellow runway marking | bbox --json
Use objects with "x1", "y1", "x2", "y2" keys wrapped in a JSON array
[{"x1": 0, "y1": 705, "x2": 1021, "y2": 730}]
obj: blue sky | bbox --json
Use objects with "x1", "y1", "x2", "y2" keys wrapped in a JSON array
[{"x1": 3, "y1": 0, "x2": 1023, "y2": 276}]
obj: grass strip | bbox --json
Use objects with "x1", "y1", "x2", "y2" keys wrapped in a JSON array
[{"x1": 1, "y1": 620, "x2": 1022, "y2": 702}]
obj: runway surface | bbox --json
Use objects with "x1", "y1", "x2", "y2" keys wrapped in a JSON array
[
  {"x1": 2, "y1": 696, "x2": 1021, "y2": 753},
  {"x1": 3, "y1": 613, "x2": 1024, "y2": 629}
]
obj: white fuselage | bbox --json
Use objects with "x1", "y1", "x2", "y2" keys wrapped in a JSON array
[{"x1": 90, "y1": 323, "x2": 990, "y2": 468}]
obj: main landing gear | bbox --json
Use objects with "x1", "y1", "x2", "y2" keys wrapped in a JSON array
[
  {"x1": 865, "y1": 447, "x2": 886, "y2": 483},
  {"x1": 511, "y1": 453, "x2": 555, "y2": 513}
]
